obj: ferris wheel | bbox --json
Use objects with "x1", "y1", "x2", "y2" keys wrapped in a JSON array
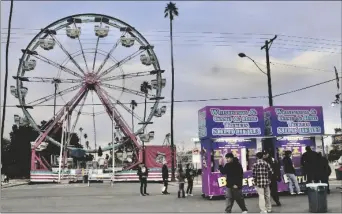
[{"x1": 11, "y1": 13, "x2": 166, "y2": 170}]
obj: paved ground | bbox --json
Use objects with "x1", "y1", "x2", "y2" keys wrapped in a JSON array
[{"x1": 1, "y1": 183, "x2": 342, "y2": 213}]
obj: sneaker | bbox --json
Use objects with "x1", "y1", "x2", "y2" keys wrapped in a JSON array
[
  {"x1": 144, "y1": 193, "x2": 150, "y2": 196},
  {"x1": 260, "y1": 211, "x2": 267, "y2": 214},
  {"x1": 297, "y1": 192, "x2": 304, "y2": 194},
  {"x1": 140, "y1": 194, "x2": 145, "y2": 196},
  {"x1": 276, "y1": 201, "x2": 281, "y2": 206},
  {"x1": 242, "y1": 211, "x2": 248, "y2": 214},
  {"x1": 267, "y1": 210, "x2": 272, "y2": 213},
  {"x1": 189, "y1": 194, "x2": 193, "y2": 196},
  {"x1": 290, "y1": 192, "x2": 296, "y2": 195},
  {"x1": 185, "y1": 193, "x2": 188, "y2": 196}
]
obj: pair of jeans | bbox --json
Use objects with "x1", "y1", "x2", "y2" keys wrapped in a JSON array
[
  {"x1": 225, "y1": 188, "x2": 248, "y2": 213},
  {"x1": 270, "y1": 178, "x2": 280, "y2": 204},
  {"x1": 162, "y1": 179, "x2": 168, "y2": 193},
  {"x1": 286, "y1": 173, "x2": 301, "y2": 193},
  {"x1": 256, "y1": 186, "x2": 272, "y2": 212},
  {"x1": 140, "y1": 178, "x2": 147, "y2": 194},
  {"x1": 186, "y1": 179, "x2": 193, "y2": 194},
  {"x1": 178, "y1": 183, "x2": 185, "y2": 198}
]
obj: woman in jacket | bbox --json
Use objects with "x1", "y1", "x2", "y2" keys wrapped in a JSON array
[{"x1": 177, "y1": 164, "x2": 186, "y2": 198}]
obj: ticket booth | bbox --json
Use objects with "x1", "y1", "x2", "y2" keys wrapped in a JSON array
[
  {"x1": 263, "y1": 106, "x2": 325, "y2": 192},
  {"x1": 198, "y1": 106, "x2": 265, "y2": 199}
]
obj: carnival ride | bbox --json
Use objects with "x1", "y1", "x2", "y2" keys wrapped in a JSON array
[{"x1": 10, "y1": 13, "x2": 167, "y2": 183}]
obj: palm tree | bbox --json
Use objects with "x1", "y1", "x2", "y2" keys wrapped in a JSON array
[
  {"x1": 79, "y1": 127, "x2": 83, "y2": 146},
  {"x1": 130, "y1": 100, "x2": 138, "y2": 133},
  {"x1": 0, "y1": 0, "x2": 14, "y2": 150},
  {"x1": 84, "y1": 133, "x2": 88, "y2": 149},
  {"x1": 140, "y1": 81, "x2": 152, "y2": 123},
  {"x1": 164, "y1": 1, "x2": 178, "y2": 182},
  {"x1": 140, "y1": 81, "x2": 152, "y2": 164}
]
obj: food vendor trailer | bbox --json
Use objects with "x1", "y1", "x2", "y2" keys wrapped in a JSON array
[
  {"x1": 198, "y1": 106, "x2": 265, "y2": 199},
  {"x1": 198, "y1": 105, "x2": 325, "y2": 199}
]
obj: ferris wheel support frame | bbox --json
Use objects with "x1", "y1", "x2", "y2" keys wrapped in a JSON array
[{"x1": 30, "y1": 85, "x2": 87, "y2": 170}]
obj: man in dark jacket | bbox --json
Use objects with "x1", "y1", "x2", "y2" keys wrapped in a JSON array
[
  {"x1": 137, "y1": 163, "x2": 149, "y2": 196},
  {"x1": 263, "y1": 151, "x2": 282, "y2": 206},
  {"x1": 301, "y1": 146, "x2": 319, "y2": 183},
  {"x1": 317, "y1": 152, "x2": 331, "y2": 194},
  {"x1": 219, "y1": 153, "x2": 248, "y2": 213},
  {"x1": 162, "y1": 160, "x2": 170, "y2": 195}
]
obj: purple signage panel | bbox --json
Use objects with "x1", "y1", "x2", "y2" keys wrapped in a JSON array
[
  {"x1": 264, "y1": 106, "x2": 324, "y2": 136},
  {"x1": 198, "y1": 106, "x2": 265, "y2": 139}
]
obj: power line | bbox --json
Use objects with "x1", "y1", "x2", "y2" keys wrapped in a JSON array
[
  {"x1": 2, "y1": 27, "x2": 341, "y2": 43},
  {"x1": 270, "y1": 62, "x2": 336, "y2": 73},
  {"x1": 3, "y1": 95, "x2": 268, "y2": 108},
  {"x1": 273, "y1": 77, "x2": 340, "y2": 98},
  {"x1": 3, "y1": 76, "x2": 340, "y2": 108}
]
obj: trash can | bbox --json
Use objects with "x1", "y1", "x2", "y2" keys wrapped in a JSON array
[
  {"x1": 335, "y1": 168, "x2": 342, "y2": 180},
  {"x1": 306, "y1": 183, "x2": 328, "y2": 213}
]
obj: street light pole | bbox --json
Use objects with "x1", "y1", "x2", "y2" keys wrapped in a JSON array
[{"x1": 261, "y1": 35, "x2": 277, "y2": 107}]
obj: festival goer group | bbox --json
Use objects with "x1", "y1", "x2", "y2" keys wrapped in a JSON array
[
  {"x1": 136, "y1": 147, "x2": 332, "y2": 213},
  {"x1": 137, "y1": 161, "x2": 196, "y2": 197}
]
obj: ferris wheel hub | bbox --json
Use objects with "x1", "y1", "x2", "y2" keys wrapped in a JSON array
[{"x1": 85, "y1": 73, "x2": 99, "y2": 88}]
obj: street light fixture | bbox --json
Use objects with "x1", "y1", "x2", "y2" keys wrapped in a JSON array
[{"x1": 238, "y1": 53, "x2": 267, "y2": 75}]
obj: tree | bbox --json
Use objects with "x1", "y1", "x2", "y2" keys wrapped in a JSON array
[
  {"x1": 79, "y1": 127, "x2": 83, "y2": 146},
  {"x1": 140, "y1": 81, "x2": 152, "y2": 164},
  {"x1": 98, "y1": 146, "x2": 103, "y2": 157},
  {"x1": 130, "y1": 100, "x2": 138, "y2": 132},
  {"x1": 140, "y1": 81, "x2": 152, "y2": 123},
  {"x1": 164, "y1": 1, "x2": 178, "y2": 181}
]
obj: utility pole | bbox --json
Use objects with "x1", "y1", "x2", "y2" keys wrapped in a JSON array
[
  {"x1": 261, "y1": 35, "x2": 277, "y2": 107},
  {"x1": 334, "y1": 66, "x2": 342, "y2": 128}
]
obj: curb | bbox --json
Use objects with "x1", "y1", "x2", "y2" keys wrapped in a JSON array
[{"x1": 1, "y1": 182, "x2": 29, "y2": 189}]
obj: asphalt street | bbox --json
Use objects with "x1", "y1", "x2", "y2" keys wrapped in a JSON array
[{"x1": 1, "y1": 182, "x2": 342, "y2": 213}]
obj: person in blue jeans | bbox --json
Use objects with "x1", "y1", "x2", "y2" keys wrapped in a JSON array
[{"x1": 282, "y1": 151, "x2": 303, "y2": 195}]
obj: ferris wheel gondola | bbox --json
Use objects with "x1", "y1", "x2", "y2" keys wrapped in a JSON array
[{"x1": 12, "y1": 13, "x2": 166, "y2": 172}]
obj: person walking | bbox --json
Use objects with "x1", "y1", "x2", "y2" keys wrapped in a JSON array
[
  {"x1": 253, "y1": 152, "x2": 273, "y2": 213},
  {"x1": 317, "y1": 152, "x2": 331, "y2": 194},
  {"x1": 162, "y1": 160, "x2": 170, "y2": 195},
  {"x1": 219, "y1": 153, "x2": 248, "y2": 214},
  {"x1": 177, "y1": 164, "x2": 186, "y2": 198},
  {"x1": 301, "y1": 146, "x2": 319, "y2": 183},
  {"x1": 282, "y1": 151, "x2": 304, "y2": 195},
  {"x1": 137, "y1": 163, "x2": 149, "y2": 196},
  {"x1": 185, "y1": 163, "x2": 194, "y2": 196},
  {"x1": 263, "y1": 151, "x2": 282, "y2": 206}
]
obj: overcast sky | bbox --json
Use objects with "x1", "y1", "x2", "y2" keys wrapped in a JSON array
[{"x1": 1, "y1": 1, "x2": 341, "y2": 150}]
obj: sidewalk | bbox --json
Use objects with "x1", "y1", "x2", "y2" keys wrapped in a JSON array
[{"x1": 1, "y1": 179, "x2": 30, "y2": 189}]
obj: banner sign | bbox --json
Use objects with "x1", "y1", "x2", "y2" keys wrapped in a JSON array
[
  {"x1": 264, "y1": 106, "x2": 324, "y2": 136},
  {"x1": 198, "y1": 106, "x2": 265, "y2": 139}
]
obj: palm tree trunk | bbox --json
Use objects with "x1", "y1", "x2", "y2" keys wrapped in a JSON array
[
  {"x1": 131, "y1": 107, "x2": 134, "y2": 133},
  {"x1": 169, "y1": 17, "x2": 176, "y2": 181},
  {"x1": 1, "y1": 0, "x2": 14, "y2": 148},
  {"x1": 143, "y1": 95, "x2": 147, "y2": 164}
]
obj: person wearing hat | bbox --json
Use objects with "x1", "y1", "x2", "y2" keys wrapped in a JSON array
[
  {"x1": 263, "y1": 150, "x2": 282, "y2": 206},
  {"x1": 219, "y1": 153, "x2": 248, "y2": 214},
  {"x1": 161, "y1": 160, "x2": 170, "y2": 195},
  {"x1": 253, "y1": 152, "x2": 273, "y2": 213}
]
